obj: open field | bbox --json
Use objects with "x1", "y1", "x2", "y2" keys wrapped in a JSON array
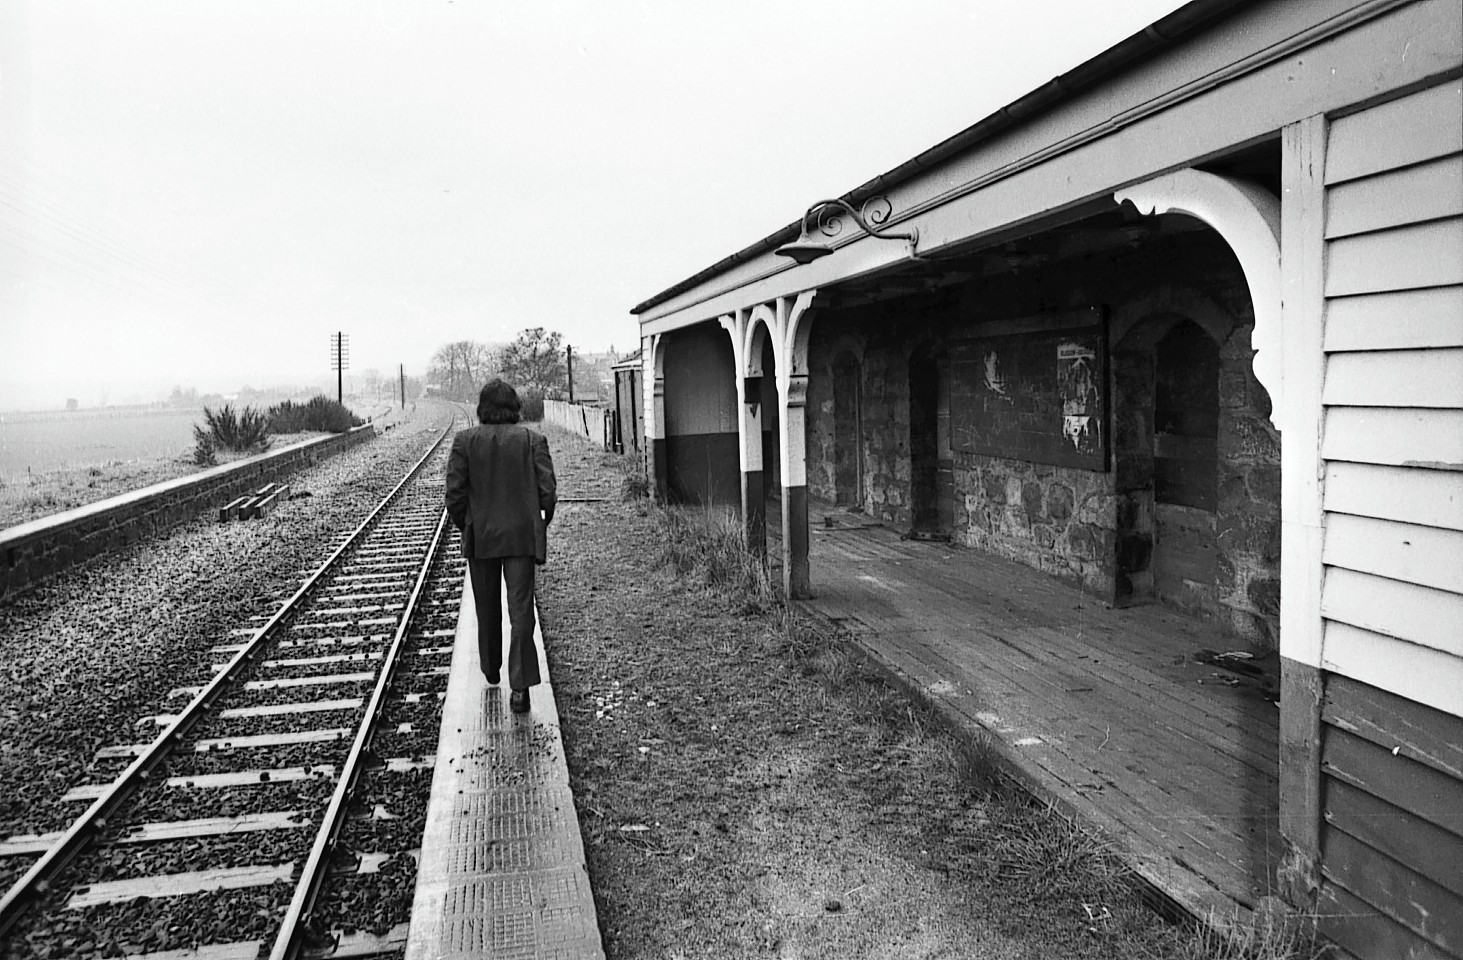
[
  {"x1": 0, "y1": 408, "x2": 200, "y2": 479},
  {"x1": 0, "y1": 401, "x2": 397, "y2": 531}
]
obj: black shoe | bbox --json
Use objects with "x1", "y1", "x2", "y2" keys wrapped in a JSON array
[
  {"x1": 509, "y1": 689, "x2": 530, "y2": 714},
  {"x1": 485, "y1": 668, "x2": 500, "y2": 685}
]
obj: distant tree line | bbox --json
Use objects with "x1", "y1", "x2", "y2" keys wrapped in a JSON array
[{"x1": 427, "y1": 327, "x2": 574, "y2": 406}]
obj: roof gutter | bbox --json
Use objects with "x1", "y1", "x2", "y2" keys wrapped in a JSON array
[{"x1": 630, "y1": 0, "x2": 1258, "y2": 317}]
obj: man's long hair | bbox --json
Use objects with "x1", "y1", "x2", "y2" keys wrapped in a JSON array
[{"x1": 477, "y1": 378, "x2": 522, "y2": 424}]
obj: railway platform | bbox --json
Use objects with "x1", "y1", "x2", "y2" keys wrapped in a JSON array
[{"x1": 405, "y1": 571, "x2": 604, "y2": 960}]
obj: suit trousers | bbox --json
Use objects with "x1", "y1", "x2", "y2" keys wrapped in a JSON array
[{"x1": 467, "y1": 556, "x2": 542, "y2": 690}]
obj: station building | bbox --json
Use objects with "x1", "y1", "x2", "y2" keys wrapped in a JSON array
[{"x1": 628, "y1": 2, "x2": 1462, "y2": 957}]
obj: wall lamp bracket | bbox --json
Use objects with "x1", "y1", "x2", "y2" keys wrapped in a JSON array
[{"x1": 774, "y1": 197, "x2": 921, "y2": 265}]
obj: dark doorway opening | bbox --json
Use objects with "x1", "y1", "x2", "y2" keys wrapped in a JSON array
[
  {"x1": 1113, "y1": 317, "x2": 1220, "y2": 610},
  {"x1": 832, "y1": 351, "x2": 863, "y2": 508},
  {"x1": 909, "y1": 346, "x2": 952, "y2": 536}
]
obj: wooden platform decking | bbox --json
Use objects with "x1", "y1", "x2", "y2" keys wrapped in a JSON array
[{"x1": 790, "y1": 504, "x2": 1285, "y2": 926}]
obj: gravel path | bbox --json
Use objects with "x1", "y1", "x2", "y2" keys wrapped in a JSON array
[{"x1": 0, "y1": 404, "x2": 457, "y2": 876}]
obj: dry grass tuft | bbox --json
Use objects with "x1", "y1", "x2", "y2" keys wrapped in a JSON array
[{"x1": 655, "y1": 504, "x2": 774, "y2": 611}]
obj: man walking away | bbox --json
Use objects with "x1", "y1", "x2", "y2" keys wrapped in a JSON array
[{"x1": 444, "y1": 379, "x2": 557, "y2": 714}]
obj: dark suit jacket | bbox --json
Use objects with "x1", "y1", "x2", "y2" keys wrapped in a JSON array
[{"x1": 445, "y1": 423, "x2": 557, "y2": 562}]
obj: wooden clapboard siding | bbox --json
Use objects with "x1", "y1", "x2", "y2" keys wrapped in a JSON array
[
  {"x1": 1324, "y1": 79, "x2": 1463, "y2": 186},
  {"x1": 1319, "y1": 823, "x2": 1463, "y2": 956},
  {"x1": 1325, "y1": 154, "x2": 1463, "y2": 240},
  {"x1": 1323, "y1": 348, "x2": 1463, "y2": 407},
  {"x1": 1314, "y1": 882, "x2": 1445, "y2": 960},
  {"x1": 1319, "y1": 685, "x2": 1463, "y2": 960},
  {"x1": 1323, "y1": 621, "x2": 1463, "y2": 719},
  {"x1": 1323, "y1": 674, "x2": 1463, "y2": 781},
  {"x1": 1324, "y1": 777, "x2": 1463, "y2": 894},
  {"x1": 1324, "y1": 217, "x2": 1463, "y2": 297},
  {"x1": 1319, "y1": 81, "x2": 1463, "y2": 959},
  {"x1": 1322, "y1": 514, "x2": 1463, "y2": 595},
  {"x1": 1321, "y1": 406, "x2": 1463, "y2": 469},
  {"x1": 1323, "y1": 462, "x2": 1463, "y2": 531},
  {"x1": 1321, "y1": 724, "x2": 1462, "y2": 849},
  {"x1": 1321, "y1": 567, "x2": 1463, "y2": 658},
  {"x1": 1324, "y1": 286, "x2": 1463, "y2": 352}
]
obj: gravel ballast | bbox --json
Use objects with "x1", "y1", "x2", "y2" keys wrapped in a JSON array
[{"x1": 0, "y1": 404, "x2": 457, "y2": 852}]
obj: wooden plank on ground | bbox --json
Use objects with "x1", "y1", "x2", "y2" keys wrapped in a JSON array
[
  {"x1": 1324, "y1": 285, "x2": 1463, "y2": 352},
  {"x1": 1325, "y1": 80, "x2": 1462, "y2": 186},
  {"x1": 850, "y1": 628, "x2": 1263, "y2": 921}
]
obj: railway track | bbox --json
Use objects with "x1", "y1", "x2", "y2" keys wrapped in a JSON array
[{"x1": 0, "y1": 413, "x2": 471, "y2": 959}]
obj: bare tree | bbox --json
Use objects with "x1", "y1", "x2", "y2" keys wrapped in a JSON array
[
  {"x1": 498, "y1": 327, "x2": 567, "y2": 396},
  {"x1": 428, "y1": 340, "x2": 501, "y2": 400}
]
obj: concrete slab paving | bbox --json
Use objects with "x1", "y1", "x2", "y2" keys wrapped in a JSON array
[{"x1": 405, "y1": 571, "x2": 604, "y2": 960}]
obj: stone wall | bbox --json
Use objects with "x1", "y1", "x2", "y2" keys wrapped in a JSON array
[
  {"x1": 1215, "y1": 321, "x2": 1282, "y2": 645},
  {"x1": 0, "y1": 425, "x2": 375, "y2": 600},
  {"x1": 802, "y1": 218, "x2": 1283, "y2": 646},
  {"x1": 954, "y1": 453, "x2": 1117, "y2": 595}
]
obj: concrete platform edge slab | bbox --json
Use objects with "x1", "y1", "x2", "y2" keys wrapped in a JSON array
[{"x1": 405, "y1": 568, "x2": 605, "y2": 960}]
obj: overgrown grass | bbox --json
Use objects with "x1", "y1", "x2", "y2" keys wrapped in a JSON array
[
  {"x1": 643, "y1": 501, "x2": 1329, "y2": 960},
  {"x1": 265, "y1": 395, "x2": 362, "y2": 434},
  {"x1": 655, "y1": 503, "x2": 774, "y2": 612}
]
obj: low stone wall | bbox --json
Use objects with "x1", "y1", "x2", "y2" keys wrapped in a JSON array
[
  {"x1": 542, "y1": 400, "x2": 609, "y2": 447},
  {"x1": 0, "y1": 425, "x2": 375, "y2": 600}
]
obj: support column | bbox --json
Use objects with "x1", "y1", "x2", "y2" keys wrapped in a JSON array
[
  {"x1": 776, "y1": 292, "x2": 818, "y2": 600},
  {"x1": 641, "y1": 335, "x2": 668, "y2": 502},
  {"x1": 721, "y1": 310, "x2": 767, "y2": 557},
  {"x1": 1276, "y1": 113, "x2": 1329, "y2": 909},
  {"x1": 741, "y1": 374, "x2": 766, "y2": 557}
]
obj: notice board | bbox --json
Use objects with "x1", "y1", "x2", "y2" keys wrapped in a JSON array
[{"x1": 951, "y1": 316, "x2": 1108, "y2": 470}]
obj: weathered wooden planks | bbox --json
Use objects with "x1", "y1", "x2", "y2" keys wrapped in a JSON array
[{"x1": 799, "y1": 515, "x2": 1284, "y2": 922}]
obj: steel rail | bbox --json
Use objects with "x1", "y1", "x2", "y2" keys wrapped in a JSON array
[
  {"x1": 0, "y1": 418, "x2": 458, "y2": 934},
  {"x1": 271, "y1": 506, "x2": 451, "y2": 959}
]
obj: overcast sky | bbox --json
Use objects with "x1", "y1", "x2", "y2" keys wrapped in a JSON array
[{"x1": 0, "y1": 0, "x2": 1186, "y2": 410}]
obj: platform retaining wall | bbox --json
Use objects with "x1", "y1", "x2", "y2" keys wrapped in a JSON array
[{"x1": 0, "y1": 425, "x2": 375, "y2": 600}]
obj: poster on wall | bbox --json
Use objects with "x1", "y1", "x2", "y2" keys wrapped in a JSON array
[{"x1": 951, "y1": 314, "x2": 1108, "y2": 470}]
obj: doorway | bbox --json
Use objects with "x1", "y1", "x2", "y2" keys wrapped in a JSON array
[
  {"x1": 832, "y1": 351, "x2": 863, "y2": 508},
  {"x1": 909, "y1": 345, "x2": 952, "y2": 536}
]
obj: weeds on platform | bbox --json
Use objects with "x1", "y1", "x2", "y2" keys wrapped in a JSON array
[
  {"x1": 636, "y1": 499, "x2": 1326, "y2": 960},
  {"x1": 265, "y1": 395, "x2": 362, "y2": 434},
  {"x1": 654, "y1": 503, "x2": 774, "y2": 611},
  {"x1": 194, "y1": 404, "x2": 271, "y2": 463}
]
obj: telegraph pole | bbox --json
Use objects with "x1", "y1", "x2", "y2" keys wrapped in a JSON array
[
  {"x1": 399, "y1": 364, "x2": 405, "y2": 409},
  {"x1": 566, "y1": 346, "x2": 574, "y2": 402},
  {"x1": 330, "y1": 332, "x2": 350, "y2": 403}
]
